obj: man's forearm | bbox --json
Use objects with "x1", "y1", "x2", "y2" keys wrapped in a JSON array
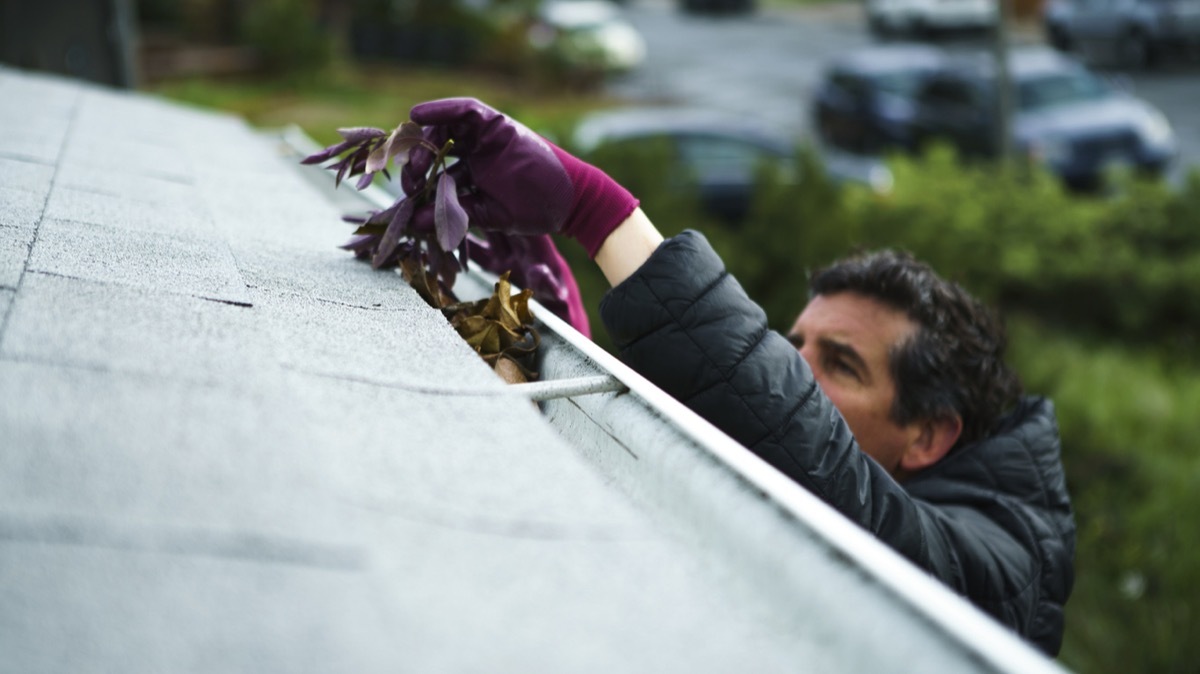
[{"x1": 592, "y1": 207, "x2": 664, "y2": 287}]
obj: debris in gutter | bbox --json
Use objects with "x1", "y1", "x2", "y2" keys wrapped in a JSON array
[{"x1": 441, "y1": 272, "x2": 540, "y2": 385}]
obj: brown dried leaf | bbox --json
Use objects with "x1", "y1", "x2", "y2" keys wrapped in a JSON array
[
  {"x1": 399, "y1": 257, "x2": 449, "y2": 309},
  {"x1": 493, "y1": 355, "x2": 529, "y2": 384},
  {"x1": 443, "y1": 271, "x2": 540, "y2": 372}
]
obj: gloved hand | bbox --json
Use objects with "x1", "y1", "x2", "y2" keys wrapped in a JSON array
[{"x1": 404, "y1": 98, "x2": 639, "y2": 258}]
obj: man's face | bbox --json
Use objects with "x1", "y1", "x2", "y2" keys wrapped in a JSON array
[{"x1": 787, "y1": 291, "x2": 922, "y2": 476}]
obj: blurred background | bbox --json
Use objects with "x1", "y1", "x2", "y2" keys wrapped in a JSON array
[{"x1": 2, "y1": 0, "x2": 1197, "y2": 671}]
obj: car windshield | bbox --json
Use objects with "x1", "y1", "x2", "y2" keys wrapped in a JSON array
[
  {"x1": 871, "y1": 70, "x2": 930, "y2": 98},
  {"x1": 1017, "y1": 70, "x2": 1109, "y2": 111},
  {"x1": 677, "y1": 134, "x2": 784, "y2": 181}
]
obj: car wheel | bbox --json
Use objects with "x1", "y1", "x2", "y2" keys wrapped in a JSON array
[
  {"x1": 1120, "y1": 30, "x2": 1157, "y2": 68},
  {"x1": 868, "y1": 15, "x2": 890, "y2": 39},
  {"x1": 1047, "y1": 25, "x2": 1071, "y2": 52}
]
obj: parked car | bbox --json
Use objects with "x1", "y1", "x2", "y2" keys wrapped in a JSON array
[
  {"x1": 908, "y1": 47, "x2": 1176, "y2": 188},
  {"x1": 678, "y1": 0, "x2": 758, "y2": 15},
  {"x1": 1043, "y1": 0, "x2": 1200, "y2": 67},
  {"x1": 528, "y1": 0, "x2": 647, "y2": 75},
  {"x1": 572, "y1": 107, "x2": 797, "y2": 222},
  {"x1": 572, "y1": 107, "x2": 894, "y2": 223},
  {"x1": 865, "y1": 0, "x2": 997, "y2": 38},
  {"x1": 812, "y1": 43, "x2": 948, "y2": 155}
]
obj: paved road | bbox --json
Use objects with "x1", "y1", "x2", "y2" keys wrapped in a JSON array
[{"x1": 609, "y1": 0, "x2": 1200, "y2": 182}]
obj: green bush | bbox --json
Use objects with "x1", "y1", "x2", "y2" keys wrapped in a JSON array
[
  {"x1": 573, "y1": 136, "x2": 1200, "y2": 672},
  {"x1": 1010, "y1": 319, "x2": 1200, "y2": 673},
  {"x1": 240, "y1": 0, "x2": 333, "y2": 75}
]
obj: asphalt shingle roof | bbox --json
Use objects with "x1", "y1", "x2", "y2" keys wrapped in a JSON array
[{"x1": 0, "y1": 66, "x2": 806, "y2": 673}]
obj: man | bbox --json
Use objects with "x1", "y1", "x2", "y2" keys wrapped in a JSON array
[{"x1": 402, "y1": 98, "x2": 1076, "y2": 655}]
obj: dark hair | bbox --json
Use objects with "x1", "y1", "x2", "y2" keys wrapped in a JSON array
[{"x1": 809, "y1": 250, "x2": 1022, "y2": 448}]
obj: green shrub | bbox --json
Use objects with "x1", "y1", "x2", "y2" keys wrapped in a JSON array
[
  {"x1": 240, "y1": 0, "x2": 332, "y2": 75},
  {"x1": 1010, "y1": 319, "x2": 1200, "y2": 673}
]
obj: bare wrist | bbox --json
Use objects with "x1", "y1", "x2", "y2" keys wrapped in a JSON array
[{"x1": 593, "y1": 208, "x2": 664, "y2": 287}]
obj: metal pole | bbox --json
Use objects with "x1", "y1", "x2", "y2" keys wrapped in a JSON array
[
  {"x1": 508, "y1": 375, "x2": 627, "y2": 402},
  {"x1": 992, "y1": 0, "x2": 1014, "y2": 162}
]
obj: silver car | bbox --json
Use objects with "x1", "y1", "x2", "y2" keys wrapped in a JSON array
[{"x1": 866, "y1": 0, "x2": 998, "y2": 37}]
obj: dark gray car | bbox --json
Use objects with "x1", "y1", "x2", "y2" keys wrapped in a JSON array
[
  {"x1": 909, "y1": 48, "x2": 1177, "y2": 189},
  {"x1": 1043, "y1": 0, "x2": 1200, "y2": 67}
]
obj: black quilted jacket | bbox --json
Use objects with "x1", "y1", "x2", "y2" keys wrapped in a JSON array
[{"x1": 599, "y1": 231, "x2": 1076, "y2": 655}]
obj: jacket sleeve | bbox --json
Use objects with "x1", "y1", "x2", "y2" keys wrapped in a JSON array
[{"x1": 599, "y1": 230, "x2": 1052, "y2": 650}]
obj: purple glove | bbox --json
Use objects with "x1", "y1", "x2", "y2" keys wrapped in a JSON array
[
  {"x1": 469, "y1": 233, "x2": 591, "y2": 338},
  {"x1": 404, "y1": 98, "x2": 639, "y2": 258}
]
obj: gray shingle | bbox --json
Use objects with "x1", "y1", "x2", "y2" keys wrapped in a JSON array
[
  {"x1": 59, "y1": 134, "x2": 193, "y2": 184},
  {"x1": 199, "y1": 169, "x2": 347, "y2": 250},
  {"x1": 257, "y1": 288, "x2": 503, "y2": 391},
  {"x1": 0, "y1": 109, "x2": 70, "y2": 164},
  {"x1": 0, "y1": 156, "x2": 55, "y2": 194},
  {"x1": 0, "y1": 288, "x2": 12, "y2": 324},
  {"x1": 2, "y1": 272, "x2": 272, "y2": 382},
  {"x1": 28, "y1": 218, "x2": 251, "y2": 304},
  {"x1": 2, "y1": 545, "x2": 394, "y2": 674},
  {"x1": 0, "y1": 228, "x2": 31, "y2": 288},
  {"x1": 0, "y1": 359, "x2": 637, "y2": 536},
  {"x1": 43, "y1": 184, "x2": 212, "y2": 235},
  {"x1": 0, "y1": 186, "x2": 46, "y2": 231},
  {"x1": 55, "y1": 162, "x2": 198, "y2": 205},
  {"x1": 0, "y1": 66, "x2": 81, "y2": 114},
  {"x1": 230, "y1": 243, "x2": 431, "y2": 311}
]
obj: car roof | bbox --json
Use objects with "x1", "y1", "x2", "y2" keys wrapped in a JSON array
[
  {"x1": 827, "y1": 43, "x2": 947, "y2": 76},
  {"x1": 827, "y1": 44, "x2": 1087, "y2": 83},
  {"x1": 571, "y1": 106, "x2": 796, "y2": 155},
  {"x1": 539, "y1": 0, "x2": 621, "y2": 27},
  {"x1": 941, "y1": 46, "x2": 1088, "y2": 81}
]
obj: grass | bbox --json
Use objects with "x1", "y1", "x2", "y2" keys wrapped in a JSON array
[{"x1": 145, "y1": 61, "x2": 622, "y2": 147}]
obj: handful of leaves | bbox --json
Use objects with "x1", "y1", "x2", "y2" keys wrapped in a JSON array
[
  {"x1": 303, "y1": 123, "x2": 540, "y2": 381},
  {"x1": 302, "y1": 123, "x2": 469, "y2": 286}
]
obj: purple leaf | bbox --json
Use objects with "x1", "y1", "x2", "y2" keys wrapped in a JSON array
[
  {"x1": 337, "y1": 127, "x2": 386, "y2": 143},
  {"x1": 301, "y1": 140, "x2": 352, "y2": 165},
  {"x1": 355, "y1": 171, "x2": 375, "y2": 191},
  {"x1": 439, "y1": 250, "x2": 459, "y2": 290},
  {"x1": 372, "y1": 198, "x2": 415, "y2": 269},
  {"x1": 434, "y1": 171, "x2": 469, "y2": 252},
  {"x1": 379, "y1": 122, "x2": 427, "y2": 172},
  {"x1": 335, "y1": 160, "x2": 350, "y2": 188},
  {"x1": 366, "y1": 143, "x2": 390, "y2": 173},
  {"x1": 348, "y1": 149, "x2": 370, "y2": 177},
  {"x1": 428, "y1": 243, "x2": 441, "y2": 276},
  {"x1": 366, "y1": 200, "x2": 403, "y2": 226},
  {"x1": 458, "y1": 236, "x2": 471, "y2": 270},
  {"x1": 340, "y1": 233, "x2": 380, "y2": 259}
]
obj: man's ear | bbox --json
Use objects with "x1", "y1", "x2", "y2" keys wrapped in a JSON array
[{"x1": 900, "y1": 415, "x2": 963, "y2": 473}]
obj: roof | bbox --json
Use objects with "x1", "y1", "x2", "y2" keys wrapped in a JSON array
[
  {"x1": 0, "y1": 65, "x2": 1069, "y2": 674},
  {"x1": 826, "y1": 42, "x2": 946, "y2": 75}
]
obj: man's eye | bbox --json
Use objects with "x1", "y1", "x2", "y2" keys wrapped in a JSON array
[{"x1": 827, "y1": 357, "x2": 859, "y2": 379}]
